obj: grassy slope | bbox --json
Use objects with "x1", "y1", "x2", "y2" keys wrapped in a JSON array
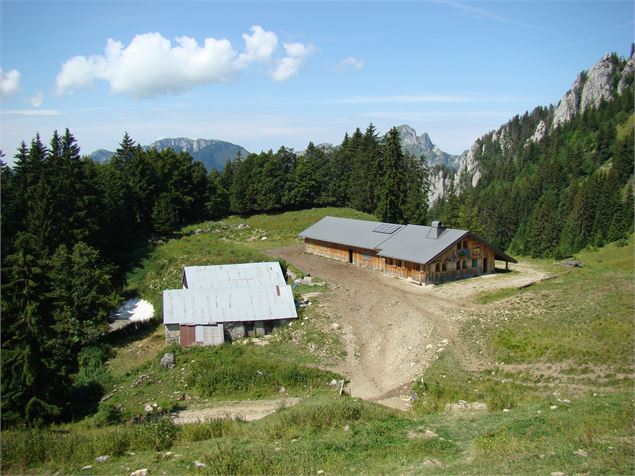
[{"x1": 2, "y1": 209, "x2": 633, "y2": 475}]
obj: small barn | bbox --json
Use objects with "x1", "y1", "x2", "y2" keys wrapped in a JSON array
[
  {"x1": 299, "y1": 217, "x2": 517, "y2": 284},
  {"x1": 163, "y1": 262, "x2": 297, "y2": 347}
]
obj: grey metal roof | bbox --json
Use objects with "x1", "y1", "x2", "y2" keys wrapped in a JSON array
[
  {"x1": 299, "y1": 217, "x2": 518, "y2": 265},
  {"x1": 377, "y1": 224, "x2": 468, "y2": 264},
  {"x1": 183, "y1": 262, "x2": 286, "y2": 289},
  {"x1": 163, "y1": 285, "x2": 297, "y2": 325},
  {"x1": 298, "y1": 216, "x2": 404, "y2": 250}
]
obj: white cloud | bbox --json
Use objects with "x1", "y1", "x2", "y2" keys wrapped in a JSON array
[
  {"x1": 56, "y1": 33, "x2": 238, "y2": 97},
  {"x1": 271, "y1": 42, "x2": 315, "y2": 82},
  {"x1": 26, "y1": 91, "x2": 44, "y2": 108},
  {"x1": 56, "y1": 27, "x2": 313, "y2": 97},
  {"x1": 0, "y1": 69, "x2": 21, "y2": 97},
  {"x1": 337, "y1": 56, "x2": 366, "y2": 70},
  {"x1": 236, "y1": 25, "x2": 278, "y2": 66}
]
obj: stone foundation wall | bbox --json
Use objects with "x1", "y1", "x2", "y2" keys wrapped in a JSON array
[{"x1": 165, "y1": 324, "x2": 180, "y2": 344}]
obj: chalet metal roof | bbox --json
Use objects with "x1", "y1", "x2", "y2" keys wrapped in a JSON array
[
  {"x1": 299, "y1": 217, "x2": 518, "y2": 265},
  {"x1": 163, "y1": 285, "x2": 297, "y2": 325},
  {"x1": 298, "y1": 216, "x2": 405, "y2": 250},
  {"x1": 183, "y1": 262, "x2": 286, "y2": 289},
  {"x1": 377, "y1": 224, "x2": 469, "y2": 264}
]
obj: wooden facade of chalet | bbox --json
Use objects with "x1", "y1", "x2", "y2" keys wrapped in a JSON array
[{"x1": 300, "y1": 217, "x2": 515, "y2": 284}]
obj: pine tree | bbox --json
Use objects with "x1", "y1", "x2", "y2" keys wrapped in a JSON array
[{"x1": 375, "y1": 127, "x2": 407, "y2": 223}]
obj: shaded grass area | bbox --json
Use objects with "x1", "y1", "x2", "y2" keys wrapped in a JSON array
[{"x1": 3, "y1": 391, "x2": 631, "y2": 475}]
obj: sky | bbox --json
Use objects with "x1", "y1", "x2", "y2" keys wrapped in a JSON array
[{"x1": 1, "y1": 0, "x2": 633, "y2": 162}]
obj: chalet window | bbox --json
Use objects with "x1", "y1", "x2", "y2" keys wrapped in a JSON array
[
  {"x1": 362, "y1": 254, "x2": 371, "y2": 260},
  {"x1": 396, "y1": 260, "x2": 401, "y2": 267},
  {"x1": 442, "y1": 262, "x2": 447, "y2": 272},
  {"x1": 463, "y1": 260, "x2": 467, "y2": 269},
  {"x1": 472, "y1": 258, "x2": 478, "y2": 268},
  {"x1": 435, "y1": 263, "x2": 441, "y2": 273},
  {"x1": 463, "y1": 240, "x2": 469, "y2": 249},
  {"x1": 456, "y1": 243, "x2": 460, "y2": 251},
  {"x1": 457, "y1": 261, "x2": 461, "y2": 270}
]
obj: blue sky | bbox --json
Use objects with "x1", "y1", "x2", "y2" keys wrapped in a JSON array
[{"x1": 1, "y1": 1, "x2": 633, "y2": 161}]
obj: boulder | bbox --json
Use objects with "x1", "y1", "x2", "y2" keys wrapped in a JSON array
[
  {"x1": 160, "y1": 352, "x2": 176, "y2": 369},
  {"x1": 130, "y1": 469, "x2": 148, "y2": 476}
]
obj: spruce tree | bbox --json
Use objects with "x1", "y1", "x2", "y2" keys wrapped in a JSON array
[{"x1": 376, "y1": 127, "x2": 407, "y2": 223}]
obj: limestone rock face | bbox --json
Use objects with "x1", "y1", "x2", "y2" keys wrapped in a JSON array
[
  {"x1": 580, "y1": 54, "x2": 618, "y2": 111},
  {"x1": 528, "y1": 120, "x2": 547, "y2": 144},
  {"x1": 618, "y1": 50, "x2": 635, "y2": 95},
  {"x1": 553, "y1": 54, "x2": 622, "y2": 128},
  {"x1": 428, "y1": 167, "x2": 455, "y2": 204},
  {"x1": 455, "y1": 141, "x2": 482, "y2": 187}
]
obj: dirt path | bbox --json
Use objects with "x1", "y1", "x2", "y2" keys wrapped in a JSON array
[
  {"x1": 172, "y1": 398, "x2": 301, "y2": 424},
  {"x1": 270, "y1": 246, "x2": 549, "y2": 409}
]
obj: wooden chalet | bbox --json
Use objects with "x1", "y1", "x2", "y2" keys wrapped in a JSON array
[{"x1": 299, "y1": 217, "x2": 517, "y2": 284}]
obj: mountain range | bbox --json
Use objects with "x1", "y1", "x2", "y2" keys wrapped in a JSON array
[{"x1": 90, "y1": 138, "x2": 249, "y2": 171}]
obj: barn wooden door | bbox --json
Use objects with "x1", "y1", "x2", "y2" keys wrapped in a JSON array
[{"x1": 180, "y1": 325, "x2": 196, "y2": 347}]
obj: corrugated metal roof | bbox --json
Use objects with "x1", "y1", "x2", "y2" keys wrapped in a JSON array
[
  {"x1": 377, "y1": 224, "x2": 468, "y2": 264},
  {"x1": 183, "y1": 262, "x2": 286, "y2": 289},
  {"x1": 298, "y1": 216, "x2": 405, "y2": 250},
  {"x1": 163, "y1": 285, "x2": 297, "y2": 325}
]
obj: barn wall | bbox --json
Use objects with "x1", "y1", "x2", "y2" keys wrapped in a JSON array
[
  {"x1": 426, "y1": 236, "x2": 496, "y2": 283},
  {"x1": 304, "y1": 238, "x2": 384, "y2": 271},
  {"x1": 384, "y1": 258, "x2": 426, "y2": 282}
]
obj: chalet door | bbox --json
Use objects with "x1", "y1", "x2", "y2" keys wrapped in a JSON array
[
  {"x1": 348, "y1": 249, "x2": 353, "y2": 263},
  {"x1": 483, "y1": 258, "x2": 488, "y2": 273}
]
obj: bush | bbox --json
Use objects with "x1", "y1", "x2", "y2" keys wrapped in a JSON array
[{"x1": 135, "y1": 418, "x2": 178, "y2": 451}]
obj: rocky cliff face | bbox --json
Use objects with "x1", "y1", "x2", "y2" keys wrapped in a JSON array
[
  {"x1": 552, "y1": 54, "x2": 626, "y2": 128},
  {"x1": 457, "y1": 49, "x2": 633, "y2": 189}
]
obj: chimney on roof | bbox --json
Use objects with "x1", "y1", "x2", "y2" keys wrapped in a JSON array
[{"x1": 427, "y1": 220, "x2": 445, "y2": 239}]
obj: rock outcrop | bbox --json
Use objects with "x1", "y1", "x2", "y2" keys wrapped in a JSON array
[{"x1": 552, "y1": 53, "x2": 629, "y2": 128}]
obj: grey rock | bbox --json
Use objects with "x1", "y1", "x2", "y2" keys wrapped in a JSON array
[
  {"x1": 617, "y1": 51, "x2": 634, "y2": 94},
  {"x1": 95, "y1": 455, "x2": 109, "y2": 463},
  {"x1": 553, "y1": 54, "x2": 623, "y2": 129},
  {"x1": 130, "y1": 469, "x2": 148, "y2": 476},
  {"x1": 160, "y1": 352, "x2": 176, "y2": 369},
  {"x1": 528, "y1": 120, "x2": 547, "y2": 144}
]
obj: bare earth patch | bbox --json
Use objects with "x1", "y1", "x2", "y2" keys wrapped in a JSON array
[
  {"x1": 270, "y1": 246, "x2": 549, "y2": 408},
  {"x1": 171, "y1": 398, "x2": 302, "y2": 424}
]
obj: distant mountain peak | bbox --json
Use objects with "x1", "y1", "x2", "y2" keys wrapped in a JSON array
[
  {"x1": 396, "y1": 124, "x2": 461, "y2": 169},
  {"x1": 90, "y1": 137, "x2": 249, "y2": 171}
]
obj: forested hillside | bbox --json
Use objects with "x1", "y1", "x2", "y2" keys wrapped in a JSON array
[{"x1": 431, "y1": 57, "x2": 634, "y2": 257}]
